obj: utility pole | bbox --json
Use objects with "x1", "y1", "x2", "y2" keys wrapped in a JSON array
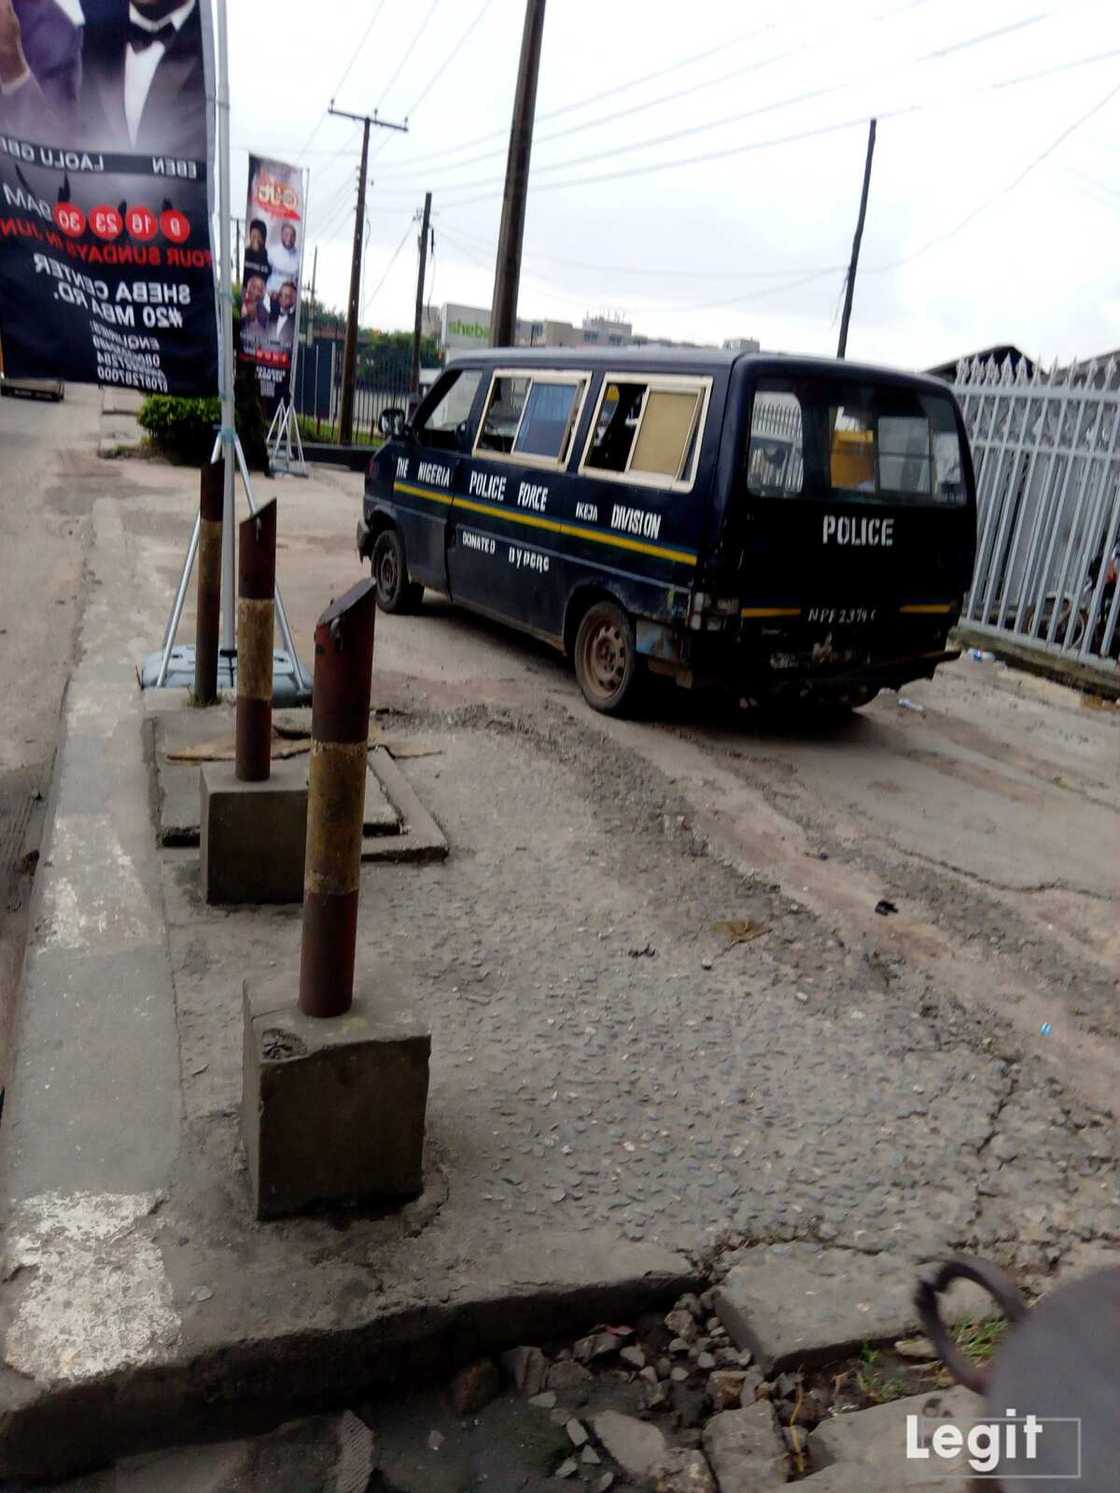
[
  {"x1": 490, "y1": 0, "x2": 546, "y2": 347},
  {"x1": 411, "y1": 192, "x2": 432, "y2": 396},
  {"x1": 328, "y1": 103, "x2": 408, "y2": 443},
  {"x1": 837, "y1": 118, "x2": 877, "y2": 360}
]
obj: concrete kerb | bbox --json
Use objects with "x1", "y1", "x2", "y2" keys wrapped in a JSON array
[{"x1": 0, "y1": 1244, "x2": 699, "y2": 1481}]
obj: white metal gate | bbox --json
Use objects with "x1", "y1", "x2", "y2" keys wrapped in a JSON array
[{"x1": 952, "y1": 355, "x2": 1120, "y2": 673}]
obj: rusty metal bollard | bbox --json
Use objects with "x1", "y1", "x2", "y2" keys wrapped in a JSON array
[
  {"x1": 235, "y1": 499, "x2": 277, "y2": 783},
  {"x1": 298, "y1": 579, "x2": 375, "y2": 1019},
  {"x1": 193, "y1": 461, "x2": 224, "y2": 705},
  {"x1": 917, "y1": 1255, "x2": 1116, "y2": 1490}
]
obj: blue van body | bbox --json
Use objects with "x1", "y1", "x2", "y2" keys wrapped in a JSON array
[{"x1": 359, "y1": 348, "x2": 977, "y2": 712}]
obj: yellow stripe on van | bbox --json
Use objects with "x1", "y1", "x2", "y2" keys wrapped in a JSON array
[
  {"x1": 740, "y1": 607, "x2": 802, "y2": 618},
  {"x1": 900, "y1": 603, "x2": 954, "y2": 615},
  {"x1": 396, "y1": 480, "x2": 454, "y2": 506},
  {"x1": 395, "y1": 481, "x2": 698, "y2": 567}
]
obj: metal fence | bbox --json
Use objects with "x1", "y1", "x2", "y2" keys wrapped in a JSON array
[
  {"x1": 952, "y1": 356, "x2": 1120, "y2": 672},
  {"x1": 293, "y1": 340, "x2": 413, "y2": 442}
]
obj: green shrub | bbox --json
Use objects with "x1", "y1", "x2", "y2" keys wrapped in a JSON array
[
  {"x1": 138, "y1": 319, "x2": 271, "y2": 472},
  {"x1": 137, "y1": 394, "x2": 220, "y2": 465}
]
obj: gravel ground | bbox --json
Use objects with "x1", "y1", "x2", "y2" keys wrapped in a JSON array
[{"x1": 225, "y1": 696, "x2": 1114, "y2": 1273}]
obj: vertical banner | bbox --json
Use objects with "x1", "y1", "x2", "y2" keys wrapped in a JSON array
[
  {"x1": 0, "y1": 0, "x2": 218, "y2": 395},
  {"x1": 240, "y1": 154, "x2": 305, "y2": 410}
]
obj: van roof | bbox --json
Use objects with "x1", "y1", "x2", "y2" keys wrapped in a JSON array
[{"x1": 448, "y1": 346, "x2": 952, "y2": 392}]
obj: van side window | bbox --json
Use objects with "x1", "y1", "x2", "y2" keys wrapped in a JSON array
[
  {"x1": 581, "y1": 375, "x2": 710, "y2": 490},
  {"x1": 478, "y1": 376, "x2": 530, "y2": 454},
  {"x1": 415, "y1": 368, "x2": 483, "y2": 452},
  {"x1": 474, "y1": 371, "x2": 590, "y2": 466}
]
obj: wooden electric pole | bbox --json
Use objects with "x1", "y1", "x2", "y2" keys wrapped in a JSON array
[
  {"x1": 411, "y1": 192, "x2": 432, "y2": 396},
  {"x1": 490, "y1": 0, "x2": 547, "y2": 347},
  {"x1": 328, "y1": 103, "x2": 408, "y2": 444},
  {"x1": 837, "y1": 118, "x2": 877, "y2": 360}
]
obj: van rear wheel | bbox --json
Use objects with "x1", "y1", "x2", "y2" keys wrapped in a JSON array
[
  {"x1": 372, "y1": 528, "x2": 423, "y2": 614},
  {"x1": 574, "y1": 600, "x2": 639, "y2": 715}
]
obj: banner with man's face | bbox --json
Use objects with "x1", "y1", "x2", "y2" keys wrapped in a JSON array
[
  {"x1": 0, "y1": 0, "x2": 218, "y2": 396},
  {"x1": 240, "y1": 154, "x2": 304, "y2": 408}
]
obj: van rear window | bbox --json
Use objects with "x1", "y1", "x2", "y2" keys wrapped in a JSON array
[{"x1": 747, "y1": 380, "x2": 966, "y2": 506}]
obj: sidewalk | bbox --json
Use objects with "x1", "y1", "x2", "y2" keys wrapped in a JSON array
[{"x1": 1, "y1": 461, "x2": 1117, "y2": 1482}]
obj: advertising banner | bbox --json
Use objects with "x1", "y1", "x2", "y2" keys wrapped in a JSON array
[
  {"x1": 240, "y1": 154, "x2": 305, "y2": 408},
  {"x1": 0, "y1": 0, "x2": 218, "y2": 396}
]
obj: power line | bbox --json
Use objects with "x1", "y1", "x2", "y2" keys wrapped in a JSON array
[
  {"x1": 362, "y1": 221, "x2": 417, "y2": 318},
  {"x1": 332, "y1": 0, "x2": 389, "y2": 105},
  {"x1": 374, "y1": 0, "x2": 444, "y2": 111},
  {"x1": 436, "y1": 108, "x2": 914, "y2": 212},
  {"x1": 296, "y1": 2, "x2": 389, "y2": 162},
  {"x1": 438, "y1": 219, "x2": 844, "y2": 282},
  {"x1": 867, "y1": 77, "x2": 1120, "y2": 273},
  {"x1": 405, "y1": 0, "x2": 496, "y2": 118},
  {"x1": 917, "y1": 10, "x2": 1049, "y2": 62}
]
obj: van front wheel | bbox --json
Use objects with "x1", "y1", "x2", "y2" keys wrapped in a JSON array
[
  {"x1": 372, "y1": 528, "x2": 423, "y2": 614},
  {"x1": 574, "y1": 600, "x2": 639, "y2": 715}
]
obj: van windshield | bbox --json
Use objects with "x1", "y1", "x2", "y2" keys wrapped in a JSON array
[{"x1": 746, "y1": 378, "x2": 966, "y2": 506}]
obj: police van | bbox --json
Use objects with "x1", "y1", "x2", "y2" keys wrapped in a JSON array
[{"x1": 357, "y1": 348, "x2": 976, "y2": 715}]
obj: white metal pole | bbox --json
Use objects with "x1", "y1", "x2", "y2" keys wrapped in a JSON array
[{"x1": 216, "y1": 0, "x2": 237, "y2": 655}]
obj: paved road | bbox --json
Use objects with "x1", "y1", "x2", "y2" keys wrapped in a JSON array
[
  {"x1": 0, "y1": 384, "x2": 102, "y2": 1086},
  {"x1": 107, "y1": 451, "x2": 1120, "y2": 1113}
]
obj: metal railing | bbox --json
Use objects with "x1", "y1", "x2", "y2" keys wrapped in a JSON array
[
  {"x1": 952, "y1": 355, "x2": 1120, "y2": 672},
  {"x1": 293, "y1": 341, "x2": 412, "y2": 444}
]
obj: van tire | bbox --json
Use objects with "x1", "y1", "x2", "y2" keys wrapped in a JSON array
[
  {"x1": 372, "y1": 528, "x2": 423, "y2": 614},
  {"x1": 574, "y1": 600, "x2": 640, "y2": 715}
]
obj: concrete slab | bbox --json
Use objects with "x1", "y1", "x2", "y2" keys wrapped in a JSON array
[
  {"x1": 151, "y1": 710, "x2": 409, "y2": 850},
  {"x1": 242, "y1": 975, "x2": 430, "y2": 1217},
  {"x1": 808, "y1": 1384, "x2": 982, "y2": 1474},
  {"x1": 201, "y1": 758, "x2": 307, "y2": 904},
  {"x1": 715, "y1": 1246, "x2": 996, "y2": 1373}
]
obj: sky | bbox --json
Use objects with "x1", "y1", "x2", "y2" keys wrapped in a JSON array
[{"x1": 224, "y1": 0, "x2": 1120, "y2": 372}]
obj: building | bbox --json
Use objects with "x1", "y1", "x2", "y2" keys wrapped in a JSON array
[
  {"x1": 435, "y1": 302, "x2": 752, "y2": 359},
  {"x1": 723, "y1": 336, "x2": 761, "y2": 355}
]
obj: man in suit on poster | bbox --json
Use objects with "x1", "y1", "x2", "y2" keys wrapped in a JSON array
[
  {"x1": 0, "y1": 0, "x2": 81, "y2": 141},
  {"x1": 79, "y1": 0, "x2": 207, "y2": 157}
]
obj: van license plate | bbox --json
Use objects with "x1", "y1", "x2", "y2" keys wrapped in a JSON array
[{"x1": 805, "y1": 607, "x2": 878, "y2": 626}]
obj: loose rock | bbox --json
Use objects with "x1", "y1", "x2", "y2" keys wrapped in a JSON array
[
  {"x1": 655, "y1": 1448, "x2": 717, "y2": 1492},
  {"x1": 450, "y1": 1358, "x2": 500, "y2": 1417},
  {"x1": 548, "y1": 1359, "x2": 594, "y2": 1395},
  {"x1": 581, "y1": 1445, "x2": 601, "y2": 1465},
  {"x1": 567, "y1": 1418, "x2": 589, "y2": 1449},
  {"x1": 620, "y1": 1343, "x2": 647, "y2": 1370},
  {"x1": 696, "y1": 1352, "x2": 716, "y2": 1371},
  {"x1": 592, "y1": 1410, "x2": 668, "y2": 1481},
  {"x1": 707, "y1": 1369, "x2": 747, "y2": 1411},
  {"x1": 500, "y1": 1345, "x2": 548, "y2": 1396},
  {"x1": 529, "y1": 1390, "x2": 558, "y2": 1409},
  {"x1": 665, "y1": 1309, "x2": 698, "y2": 1342},
  {"x1": 702, "y1": 1402, "x2": 787, "y2": 1493},
  {"x1": 556, "y1": 1457, "x2": 579, "y2": 1479},
  {"x1": 895, "y1": 1335, "x2": 937, "y2": 1361}
]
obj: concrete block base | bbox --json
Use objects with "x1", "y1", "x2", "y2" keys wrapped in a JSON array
[
  {"x1": 200, "y1": 757, "x2": 307, "y2": 904},
  {"x1": 242, "y1": 975, "x2": 431, "y2": 1219}
]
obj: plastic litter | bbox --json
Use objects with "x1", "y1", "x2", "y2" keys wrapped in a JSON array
[
  {"x1": 1040, "y1": 1022, "x2": 1053, "y2": 1036},
  {"x1": 875, "y1": 899, "x2": 899, "y2": 916},
  {"x1": 969, "y1": 649, "x2": 996, "y2": 662},
  {"x1": 897, "y1": 697, "x2": 926, "y2": 714}
]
